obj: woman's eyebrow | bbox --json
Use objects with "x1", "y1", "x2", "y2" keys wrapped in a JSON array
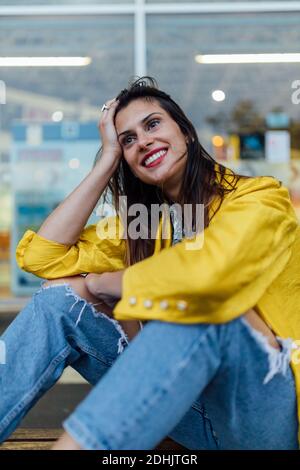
[{"x1": 118, "y1": 112, "x2": 163, "y2": 138}]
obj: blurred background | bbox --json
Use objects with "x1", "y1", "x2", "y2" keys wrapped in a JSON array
[{"x1": 0, "y1": 0, "x2": 300, "y2": 429}]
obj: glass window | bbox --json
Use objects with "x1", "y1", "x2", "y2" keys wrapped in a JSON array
[
  {"x1": 0, "y1": 15, "x2": 134, "y2": 295},
  {"x1": 147, "y1": 12, "x2": 300, "y2": 131},
  {"x1": 147, "y1": 12, "x2": 300, "y2": 147},
  {"x1": 147, "y1": 12, "x2": 300, "y2": 216},
  {"x1": 0, "y1": 15, "x2": 133, "y2": 115},
  {"x1": 146, "y1": 0, "x2": 278, "y2": 3},
  {"x1": 0, "y1": 0, "x2": 133, "y2": 5}
]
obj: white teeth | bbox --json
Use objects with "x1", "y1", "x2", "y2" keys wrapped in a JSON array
[{"x1": 144, "y1": 149, "x2": 167, "y2": 167}]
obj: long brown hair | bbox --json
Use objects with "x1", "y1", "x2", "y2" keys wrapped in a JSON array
[{"x1": 98, "y1": 77, "x2": 243, "y2": 266}]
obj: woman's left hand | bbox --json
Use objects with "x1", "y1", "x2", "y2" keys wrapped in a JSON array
[
  {"x1": 85, "y1": 270, "x2": 142, "y2": 341},
  {"x1": 85, "y1": 270, "x2": 124, "y2": 299}
]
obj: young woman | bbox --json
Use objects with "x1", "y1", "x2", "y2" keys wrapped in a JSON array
[{"x1": 1, "y1": 77, "x2": 299, "y2": 450}]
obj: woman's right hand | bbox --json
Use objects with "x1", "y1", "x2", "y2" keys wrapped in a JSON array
[
  {"x1": 37, "y1": 98, "x2": 123, "y2": 245},
  {"x1": 98, "y1": 98, "x2": 123, "y2": 169}
]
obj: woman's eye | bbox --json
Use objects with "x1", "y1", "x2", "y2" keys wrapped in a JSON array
[
  {"x1": 122, "y1": 120, "x2": 160, "y2": 146},
  {"x1": 148, "y1": 119, "x2": 160, "y2": 129},
  {"x1": 123, "y1": 135, "x2": 134, "y2": 145}
]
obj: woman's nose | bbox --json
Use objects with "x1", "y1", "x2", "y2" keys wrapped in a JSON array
[{"x1": 138, "y1": 132, "x2": 154, "y2": 149}]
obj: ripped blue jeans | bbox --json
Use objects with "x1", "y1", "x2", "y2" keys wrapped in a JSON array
[{"x1": 0, "y1": 282, "x2": 298, "y2": 449}]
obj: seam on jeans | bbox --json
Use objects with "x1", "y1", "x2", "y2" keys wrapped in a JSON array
[
  {"x1": 190, "y1": 402, "x2": 219, "y2": 449},
  {"x1": 205, "y1": 411, "x2": 220, "y2": 449},
  {"x1": 63, "y1": 415, "x2": 106, "y2": 450},
  {"x1": 191, "y1": 402, "x2": 205, "y2": 415},
  {"x1": 0, "y1": 346, "x2": 70, "y2": 434},
  {"x1": 73, "y1": 324, "x2": 218, "y2": 449},
  {"x1": 67, "y1": 335, "x2": 118, "y2": 367},
  {"x1": 189, "y1": 403, "x2": 220, "y2": 450}
]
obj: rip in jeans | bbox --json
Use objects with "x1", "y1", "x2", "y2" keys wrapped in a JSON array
[
  {"x1": 241, "y1": 318, "x2": 297, "y2": 384},
  {"x1": 38, "y1": 280, "x2": 129, "y2": 355}
]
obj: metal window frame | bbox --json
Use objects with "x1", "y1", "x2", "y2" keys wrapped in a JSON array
[{"x1": 1, "y1": 1, "x2": 300, "y2": 75}]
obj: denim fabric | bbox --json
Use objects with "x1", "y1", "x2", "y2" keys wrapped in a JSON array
[{"x1": 0, "y1": 283, "x2": 298, "y2": 450}]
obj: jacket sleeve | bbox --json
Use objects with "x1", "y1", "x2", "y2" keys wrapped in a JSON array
[
  {"x1": 113, "y1": 177, "x2": 298, "y2": 324},
  {"x1": 16, "y1": 215, "x2": 126, "y2": 279}
]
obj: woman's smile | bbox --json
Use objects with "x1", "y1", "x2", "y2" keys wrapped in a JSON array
[{"x1": 142, "y1": 148, "x2": 168, "y2": 168}]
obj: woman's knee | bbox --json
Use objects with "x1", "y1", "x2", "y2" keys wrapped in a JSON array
[
  {"x1": 43, "y1": 276, "x2": 97, "y2": 303},
  {"x1": 33, "y1": 276, "x2": 97, "y2": 322},
  {"x1": 42, "y1": 276, "x2": 114, "y2": 317}
]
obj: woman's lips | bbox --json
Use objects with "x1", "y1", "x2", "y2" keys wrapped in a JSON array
[{"x1": 144, "y1": 150, "x2": 168, "y2": 169}]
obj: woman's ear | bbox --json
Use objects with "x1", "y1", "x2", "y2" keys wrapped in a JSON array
[{"x1": 185, "y1": 135, "x2": 195, "y2": 144}]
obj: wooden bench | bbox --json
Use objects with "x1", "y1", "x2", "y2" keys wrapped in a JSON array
[
  {"x1": 0, "y1": 428, "x2": 187, "y2": 450},
  {"x1": 0, "y1": 429, "x2": 62, "y2": 450}
]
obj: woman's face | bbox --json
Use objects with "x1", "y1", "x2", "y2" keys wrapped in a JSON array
[{"x1": 115, "y1": 98, "x2": 188, "y2": 201}]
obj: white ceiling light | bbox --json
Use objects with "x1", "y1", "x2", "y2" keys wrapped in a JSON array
[
  {"x1": 195, "y1": 53, "x2": 300, "y2": 64},
  {"x1": 0, "y1": 57, "x2": 91, "y2": 67},
  {"x1": 52, "y1": 111, "x2": 64, "y2": 122},
  {"x1": 212, "y1": 90, "x2": 226, "y2": 102}
]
